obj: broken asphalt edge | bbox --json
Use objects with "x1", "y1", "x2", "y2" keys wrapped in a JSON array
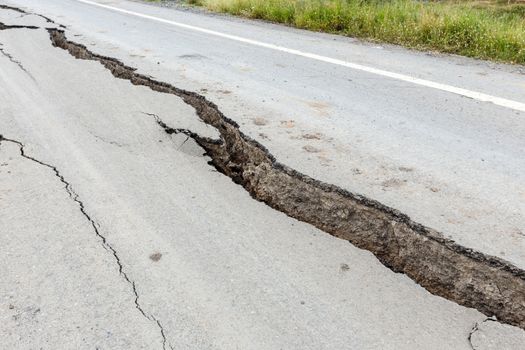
[
  {"x1": 0, "y1": 3, "x2": 523, "y2": 330},
  {"x1": 46, "y1": 28, "x2": 525, "y2": 330}
]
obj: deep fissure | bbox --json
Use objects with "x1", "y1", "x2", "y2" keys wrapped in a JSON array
[
  {"x1": 2, "y1": 1, "x2": 524, "y2": 329},
  {"x1": 0, "y1": 135, "x2": 172, "y2": 350},
  {"x1": 43, "y1": 28, "x2": 525, "y2": 329}
]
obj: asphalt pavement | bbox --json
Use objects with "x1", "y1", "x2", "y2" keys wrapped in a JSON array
[{"x1": 1, "y1": 1, "x2": 524, "y2": 349}]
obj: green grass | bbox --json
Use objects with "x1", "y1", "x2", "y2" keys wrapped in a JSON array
[{"x1": 184, "y1": 0, "x2": 525, "y2": 64}]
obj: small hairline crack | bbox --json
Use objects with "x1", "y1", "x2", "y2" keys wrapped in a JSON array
[
  {"x1": 0, "y1": 43, "x2": 35, "y2": 79},
  {"x1": 0, "y1": 4, "x2": 66, "y2": 28},
  {"x1": 0, "y1": 135, "x2": 173, "y2": 350},
  {"x1": 468, "y1": 316, "x2": 497, "y2": 350}
]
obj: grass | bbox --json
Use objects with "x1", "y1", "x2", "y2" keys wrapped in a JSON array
[{"x1": 182, "y1": 0, "x2": 525, "y2": 64}]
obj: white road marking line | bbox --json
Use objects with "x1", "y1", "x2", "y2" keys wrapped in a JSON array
[{"x1": 75, "y1": 0, "x2": 525, "y2": 113}]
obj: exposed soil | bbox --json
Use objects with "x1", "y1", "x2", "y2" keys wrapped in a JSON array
[{"x1": 46, "y1": 28, "x2": 525, "y2": 329}]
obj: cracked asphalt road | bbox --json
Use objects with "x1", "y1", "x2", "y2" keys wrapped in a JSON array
[
  {"x1": 22, "y1": 0, "x2": 525, "y2": 271},
  {"x1": 1, "y1": 1, "x2": 525, "y2": 349}
]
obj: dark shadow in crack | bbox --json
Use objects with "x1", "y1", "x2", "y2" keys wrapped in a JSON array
[
  {"x1": 0, "y1": 21, "x2": 38, "y2": 30},
  {"x1": 44, "y1": 28, "x2": 525, "y2": 330}
]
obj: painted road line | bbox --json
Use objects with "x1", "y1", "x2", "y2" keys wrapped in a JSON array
[{"x1": 75, "y1": 0, "x2": 525, "y2": 113}]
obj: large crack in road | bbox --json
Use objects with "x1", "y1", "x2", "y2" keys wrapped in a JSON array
[
  {"x1": 43, "y1": 28, "x2": 525, "y2": 329},
  {"x1": 1, "y1": 3, "x2": 524, "y2": 331}
]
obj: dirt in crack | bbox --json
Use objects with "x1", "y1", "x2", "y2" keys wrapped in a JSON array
[
  {"x1": 46, "y1": 28, "x2": 525, "y2": 329},
  {"x1": 0, "y1": 135, "x2": 173, "y2": 350}
]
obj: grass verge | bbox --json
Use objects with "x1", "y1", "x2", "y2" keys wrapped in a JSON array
[{"x1": 183, "y1": 0, "x2": 525, "y2": 64}]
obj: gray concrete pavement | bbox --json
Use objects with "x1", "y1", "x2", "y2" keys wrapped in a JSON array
[
  {"x1": 0, "y1": 137, "x2": 164, "y2": 349},
  {"x1": 5, "y1": 0, "x2": 524, "y2": 270},
  {"x1": 1, "y1": 1, "x2": 525, "y2": 349},
  {"x1": 0, "y1": 24, "x2": 487, "y2": 349}
]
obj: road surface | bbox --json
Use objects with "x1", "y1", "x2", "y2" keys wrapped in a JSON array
[{"x1": 0, "y1": 1, "x2": 524, "y2": 349}]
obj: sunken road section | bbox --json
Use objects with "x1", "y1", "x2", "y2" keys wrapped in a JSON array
[{"x1": 33, "y1": 28, "x2": 525, "y2": 329}]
